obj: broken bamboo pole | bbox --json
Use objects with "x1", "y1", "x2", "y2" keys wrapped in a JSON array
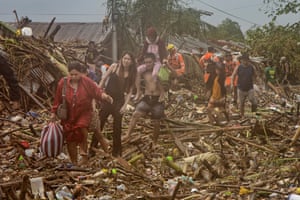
[
  {"x1": 18, "y1": 83, "x2": 47, "y2": 109},
  {"x1": 224, "y1": 133, "x2": 280, "y2": 154}
]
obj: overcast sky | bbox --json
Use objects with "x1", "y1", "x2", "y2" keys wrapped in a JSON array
[{"x1": 1, "y1": 0, "x2": 299, "y2": 32}]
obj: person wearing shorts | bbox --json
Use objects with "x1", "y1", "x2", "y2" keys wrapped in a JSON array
[{"x1": 125, "y1": 52, "x2": 165, "y2": 143}]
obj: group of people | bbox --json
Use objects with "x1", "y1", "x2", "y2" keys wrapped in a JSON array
[
  {"x1": 51, "y1": 27, "x2": 187, "y2": 165},
  {"x1": 50, "y1": 26, "x2": 292, "y2": 165},
  {"x1": 199, "y1": 47, "x2": 257, "y2": 124}
]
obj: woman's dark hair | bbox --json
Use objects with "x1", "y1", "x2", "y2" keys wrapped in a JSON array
[
  {"x1": 119, "y1": 51, "x2": 137, "y2": 92},
  {"x1": 216, "y1": 63, "x2": 226, "y2": 96},
  {"x1": 68, "y1": 61, "x2": 86, "y2": 73}
]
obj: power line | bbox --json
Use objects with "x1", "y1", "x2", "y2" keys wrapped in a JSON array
[
  {"x1": 0, "y1": 13, "x2": 106, "y2": 16},
  {"x1": 230, "y1": 3, "x2": 264, "y2": 11},
  {"x1": 198, "y1": 0, "x2": 260, "y2": 26}
]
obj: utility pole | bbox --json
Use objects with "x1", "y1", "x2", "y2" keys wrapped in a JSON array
[{"x1": 111, "y1": 0, "x2": 118, "y2": 62}]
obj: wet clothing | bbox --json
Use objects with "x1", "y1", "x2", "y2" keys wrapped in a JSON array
[
  {"x1": 52, "y1": 76, "x2": 103, "y2": 143},
  {"x1": 0, "y1": 57, "x2": 20, "y2": 101},
  {"x1": 236, "y1": 64, "x2": 255, "y2": 92},
  {"x1": 205, "y1": 62, "x2": 217, "y2": 90},
  {"x1": 211, "y1": 77, "x2": 222, "y2": 100},
  {"x1": 99, "y1": 68, "x2": 128, "y2": 157},
  {"x1": 135, "y1": 95, "x2": 164, "y2": 119},
  {"x1": 238, "y1": 89, "x2": 257, "y2": 112}
]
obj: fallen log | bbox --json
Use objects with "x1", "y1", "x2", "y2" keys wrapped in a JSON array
[{"x1": 203, "y1": 183, "x2": 287, "y2": 195}]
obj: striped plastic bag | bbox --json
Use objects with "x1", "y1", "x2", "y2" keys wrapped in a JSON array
[{"x1": 40, "y1": 122, "x2": 64, "y2": 157}]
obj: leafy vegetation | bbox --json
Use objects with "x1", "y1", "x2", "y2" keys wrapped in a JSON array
[
  {"x1": 245, "y1": 22, "x2": 300, "y2": 80},
  {"x1": 263, "y1": 0, "x2": 300, "y2": 20},
  {"x1": 108, "y1": 0, "x2": 245, "y2": 42},
  {"x1": 206, "y1": 18, "x2": 244, "y2": 42}
]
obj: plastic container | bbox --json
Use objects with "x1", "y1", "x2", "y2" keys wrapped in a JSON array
[
  {"x1": 21, "y1": 27, "x2": 33, "y2": 36},
  {"x1": 30, "y1": 177, "x2": 46, "y2": 199}
]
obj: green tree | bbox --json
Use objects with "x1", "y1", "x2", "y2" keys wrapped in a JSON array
[
  {"x1": 205, "y1": 18, "x2": 244, "y2": 42},
  {"x1": 107, "y1": 0, "x2": 208, "y2": 38},
  {"x1": 246, "y1": 22, "x2": 300, "y2": 81},
  {"x1": 217, "y1": 18, "x2": 244, "y2": 41},
  {"x1": 263, "y1": 0, "x2": 300, "y2": 20}
]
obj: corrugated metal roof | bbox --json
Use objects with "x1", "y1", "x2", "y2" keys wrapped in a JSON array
[{"x1": 8, "y1": 22, "x2": 107, "y2": 43}]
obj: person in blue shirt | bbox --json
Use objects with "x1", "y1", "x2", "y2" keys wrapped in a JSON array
[{"x1": 231, "y1": 53, "x2": 257, "y2": 118}]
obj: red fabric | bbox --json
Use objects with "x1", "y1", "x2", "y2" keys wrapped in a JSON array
[{"x1": 52, "y1": 76, "x2": 103, "y2": 142}]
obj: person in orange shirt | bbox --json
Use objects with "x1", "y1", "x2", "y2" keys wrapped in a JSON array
[
  {"x1": 223, "y1": 52, "x2": 239, "y2": 105},
  {"x1": 166, "y1": 44, "x2": 186, "y2": 89},
  {"x1": 167, "y1": 44, "x2": 185, "y2": 76},
  {"x1": 199, "y1": 47, "x2": 218, "y2": 83}
]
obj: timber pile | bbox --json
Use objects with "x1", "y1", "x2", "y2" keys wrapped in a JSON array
[
  {"x1": 0, "y1": 35, "x2": 69, "y2": 111},
  {"x1": 1, "y1": 37, "x2": 300, "y2": 199}
]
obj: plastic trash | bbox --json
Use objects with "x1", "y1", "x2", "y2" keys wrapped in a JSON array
[
  {"x1": 116, "y1": 183, "x2": 126, "y2": 191},
  {"x1": 167, "y1": 179, "x2": 178, "y2": 195},
  {"x1": 30, "y1": 177, "x2": 46, "y2": 199},
  {"x1": 46, "y1": 191, "x2": 55, "y2": 200},
  {"x1": 27, "y1": 111, "x2": 39, "y2": 118},
  {"x1": 55, "y1": 186, "x2": 73, "y2": 200},
  {"x1": 25, "y1": 149, "x2": 35, "y2": 157},
  {"x1": 18, "y1": 155, "x2": 26, "y2": 169},
  {"x1": 21, "y1": 27, "x2": 33, "y2": 36}
]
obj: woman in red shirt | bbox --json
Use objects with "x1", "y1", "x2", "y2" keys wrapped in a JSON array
[{"x1": 51, "y1": 62, "x2": 112, "y2": 165}]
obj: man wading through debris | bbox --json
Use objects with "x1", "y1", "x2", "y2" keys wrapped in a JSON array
[
  {"x1": 231, "y1": 53, "x2": 257, "y2": 118},
  {"x1": 125, "y1": 53, "x2": 165, "y2": 143}
]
